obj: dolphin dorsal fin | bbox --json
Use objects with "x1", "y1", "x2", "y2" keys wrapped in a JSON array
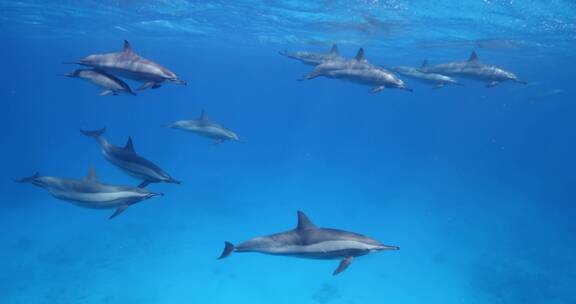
[
  {"x1": 124, "y1": 136, "x2": 135, "y2": 152},
  {"x1": 199, "y1": 109, "x2": 209, "y2": 121},
  {"x1": 297, "y1": 211, "x2": 317, "y2": 230},
  {"x1": 421, "y1": 59, "x2": 428, "y2": 68},
  {"x1": 468, "y1": 51, "x2": 479, "y2": 62},
  {"x1": 330, "y1": 44, "x2": 339, "y2": 55},
  {"x1": 85, "y1": 167, "x2": 99, "y2": 183},
  {"x1": 123, "y1": 40, "x2": 135, "y2": 54},
  {"x1": 355, "y1": 48, "x2": 366, "y2": 61}
]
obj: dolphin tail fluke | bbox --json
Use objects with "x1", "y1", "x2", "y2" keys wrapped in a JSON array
[
  {"x1": 333, "y1": 256, "x2": 354, "y2": 275},
  {"x1": 109, "y1": 205, "x2": 129, "y2": 220},
  {"x1": 13, "y1": 172, "x2": 39, "y2": 183},
  {"x1": 81, "y1": 127, "x2": 106, "y2": 138},
  {"x1": 218, "y1": 241, "x2": 235, "y2": 259}
]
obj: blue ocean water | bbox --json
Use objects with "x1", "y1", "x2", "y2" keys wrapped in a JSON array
[{"x1": 1, "y1": 1, "x2": 575, "y2": 303}]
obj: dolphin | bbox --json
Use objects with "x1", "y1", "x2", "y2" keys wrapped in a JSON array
[
  {"x1": 81, "y1": 128, "x2": 180, "y2": 188},
  {"x1": 63, "y1": 69, "x2": 136, "y2": 96},
  {"x1": 165, "y1": 110, "x2": 240, "y2": 145},
  {"x1": 218, "y1": 211, "x2": 399, "y2": 275},
  {"x1": 392, "y1": 62, "x2": 462, "y2": 89},
  {"x1": 279, "y1": 44, "x2": 342, "y2": 66},
  {"x1": 14, "y1": 168, "x2": 162, "y2": 219},
  {"x1": 419, "y1": 51, "x2": 527, "y2": 87},
  {"x1": 303, "y1": 48, "x2": 412, "y2": 93},
  {"x1": 70, "y1": 40, "x2": 186, "y2": 91}
]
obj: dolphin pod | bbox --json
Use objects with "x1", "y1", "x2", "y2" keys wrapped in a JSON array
[
  {"x1": 64, "y1": 40, "x2": 186, "y2": 95},
  {"x1": 14, "y1": 167, "x2": 162, "y2": 219},
  {"x1": 33, "y1": 42, "x2": 529, "y2": 275},
  {"x1": 282, "y1": 45, "x2": 525, "y2": 90},
  {"x1": 218, "y1": 211, "x2": 399, "y2": 275}
]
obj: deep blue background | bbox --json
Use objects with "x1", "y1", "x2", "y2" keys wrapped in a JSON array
[{"x1": 1, "y1": 1, "x2": 575, "y2": 303}]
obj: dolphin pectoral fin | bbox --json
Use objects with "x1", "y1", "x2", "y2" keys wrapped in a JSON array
[
  {"x1": 370, "y1": 86, "x2": 385, "y2": 93},
  {"x1": 218, "y1": 241, "x2": 235, "y2": 259},
  {"x1": 137, "y1": 81, "x2": 157, "y2": 91},
  {"x1": 299, "y1": 72, "x2": 319, "y2": 81},
  {"x1": 333, "y1": 256, "x2": 354, "y2": 275},
  {"x1": 137, "y1": 180, "x2": 150, "y2": 188},
  {"x1": 151, "y1": 83, "x2": 162, "y2": 89},
  {"x1": 486, "y1": 81, "x2": 499, "y2": 88},
  {"x1": 99, "y1": 90, "x2": 113, "y2": 96},
  {"x1": 109, "y1": 205, "x2": 129, "y2": 220}
]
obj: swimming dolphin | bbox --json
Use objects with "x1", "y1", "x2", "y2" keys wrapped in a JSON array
[
  {"x1": 302, "y1": 48, "x2": 412, "y2": 93},
  {"x1": 419, "y1": 51, "x2": 526, "y2": 87},
  {"x1": 165, "y1": 110, "x2": 240, "y2": 145},
  {"x1": 218, "y1": 211, "x2": 399, "y2": 275},
  {"x1": 70, "y1": 40, "x2": 186, "y2": 91},
  {"x1": 63, "y1": 69, "x2": 136, "y2": 96},
  {"x1": 392, "y1": 62, "x2": 461, "y2": 89},
  {"x1": 14, "y1": 168, "x2": 162, "y2": 219},
  {"x1": 279, "y1": 44, "x2": 342, "y2": 66},
  {"x1": 81, "y1": 128, "x2": 180, "y2": 188}
]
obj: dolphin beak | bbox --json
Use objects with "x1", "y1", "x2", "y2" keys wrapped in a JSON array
[
  {"x1": 380, "y1": 244, "x2": 400, "y2": 251},
  {"x1": 173, "y1": 79, "x2": 187, "y2": 86}
]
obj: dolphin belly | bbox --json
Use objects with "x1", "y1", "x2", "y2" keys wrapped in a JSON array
[
  {"x1": 238, "y1": 240, "x2": 378, "y2": 260},
  {"x1": 105, "y1": 68, "x2": 165, "y2": 83},
  {"x1": 104, "y1": 151, "x2": 166, "y2": 182},
  {"x1": 48, "y1": 188, "x2": 142, "y2": 208}
]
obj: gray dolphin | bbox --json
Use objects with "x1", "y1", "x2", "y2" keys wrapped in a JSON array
[
  {"x1": 71, "y1": 40, "x2": 186, "y2": 91},
  {"x1": 218, "y1": 211, "x2": 399, "y2": 275},
  {"x1": 14, "y1": 168, "x2": 162, "y2": 219},
  {"x1": 420, "y1": 51, "x2": 527, "y2": 87},
  {"x1": 81, "y1": 128, "x2": 180, "y2": 188},
  {"x1": 63, "y1": 69, "x2": 136, "y2": 96},
  {"x1": 165, "y1": 110, "x2": 240, "y2": 145},
  {"x1": 279, "y1": 44, "x2": 342, "y2": 66},
  {"x1": 303, "y1": 48, "x2": 412, "y2": 93},
  {"x1": 392, "y1": 62, "x2": 461, "y2": 89}
]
